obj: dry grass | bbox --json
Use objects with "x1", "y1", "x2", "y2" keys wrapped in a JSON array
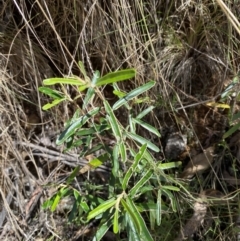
[{"x1": 0, "y1": 0, "x2": 240, "y2": 240}]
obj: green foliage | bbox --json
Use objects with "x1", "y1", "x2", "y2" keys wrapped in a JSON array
[
  {"x1": 222, "y1": 73, "x2": 240, "y2": 139},
  {"x1": 40, "y1": 62, "x2": 182, "y2": 240}
]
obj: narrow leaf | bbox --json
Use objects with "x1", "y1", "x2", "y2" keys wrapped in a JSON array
[
  {"x1": 42, "y1": 199, "x2": 53, "y2": 210},
  {"x1": 126, "y1": 213, "x2": 142, "y2": 241},
  {"x1": 113, "y1": 81, "x2": 155, "y2": 110},
  {"x1": 125, "y1": 197, "x2": 154, "y2": 241},
  {"x1": 78, "y1": 61, "x2": 89, "y2": 81},
  {"x1": 76, "y1": 128, "x2": 96, "y2": 136},
  {"x1": 156, "y1": 189, "x2": 161, "y2": 226},
  {"x1": 129, "y1": 114, "x2": 136, "y2": 133},
  {"x1": 50, "y1": 187, "x2": 69, "y2": 212},
  {"x1": 42, "y1": 98, "x2": 66, "y2": 110},
  {"x1": 113, "y1": 90, "x2": 127, "y2": 98},
  {"x1": 83, "y1": 87, "x2": 95, "y2": 108},
  {"x1": 51, "y1": 193, "x2": 61, "y2": 212},
  {"x1": 231, "y1": 111, "x2": 240, "y2": 122},
  {"x1": 113, "y1": 209, "x2": 119, "y2": 233},
  {"x1": 133, "y1": 118, "x2": 160, "y2": 137},
  {"x1": 87, "y1": 198, "x2": 117, "y2": 220},
  {"x1": 93, "y1": 218, "x2": 112, "y2": 241},
  {"x1": 43, "y1": 77, "x2": 86, "y2": 85},
  {"x1": 104, "y1": 100, "x2": 122, "y2": 141},
  {"x1": 89, "y1": 158, "x2": 103, "y2": 168},
  {"x1": 92, "y1": 70, "x2": 100, "y2": 85},
  {"x1": 56, "y1": 107, "x2": 100, "y2": 145},
  {"x1": 78, "y1": 84, "x2": 89, "y2": 92},
  {"x1": 67, "y1": 166, "x2": 80, "y2": 185},
  {"x1": 162, "y1": 189, "x2": 177, "y2": 212},
  {"x1": 129, "y1": 169, "x2": 153, "y2": 197},
  {"x1": 121, "y1": 199, "x2": 141, "y2": 232},
  {"x1": 112, "y1": 145, "x2": 120, "y2": 177},
  {"x1": 126, "y1": 132, "x2": 160, "y2": 152},
  {"x1": 38, "y1": 87, "x2": 64, "y2": 99},
  {"x1": 223, "y1": 122, "x2": 240, "y2": 139},
  {"x1": 136, "y1": 106, "x2": 155, "y2": 119},
  {"x1": 122, "y1": 144, "x2": 147, "y2": 190},
  {"x1": 162, "y1": 185, "x2": 180, "y2": 191},
  {"x1": 96, "y1": 69, "x2": 136, "y2": 86},
  {"x1": 158, "y1": 161, "x2": 182, "y2": 170},
  {"x1": 206, "y1": 102, "x2": 230, "y2": 109},
  {"x1": 89, "y1": 153, "x2": 109, "y2": 167},
  {"x1": 119, "y1": 142, "x2": 127, "y2": 163}
]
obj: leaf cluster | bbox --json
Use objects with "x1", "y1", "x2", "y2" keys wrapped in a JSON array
[{"x1": 39, "y1": 62, "x2": 183, "y2": 240}]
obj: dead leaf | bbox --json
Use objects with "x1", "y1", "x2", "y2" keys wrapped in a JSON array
[
  {"x1": 179, "y1": 146, "x2": 215, "y2": 179},
  {"x1": 206, "y1": 102, "x2": 230, "y2": 109}
]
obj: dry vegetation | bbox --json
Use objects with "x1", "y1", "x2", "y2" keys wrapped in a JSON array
[{"x1": 0, "y1": 0, "x2": 240, "y2": 240}]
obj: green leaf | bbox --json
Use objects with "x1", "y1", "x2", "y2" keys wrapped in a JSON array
[
  {"x1": 156, "y1": 189, "x2": 161, "y2": 226},
  {"x1": 67, "y1": 166, "x2": 80, "y2": 185},
  {"x1": 112, "y1": 145, "x2": 120, "y2": 177},
  {"x1": 158, "y1": 161, "x2": 182, "y2": 170},
  {"x1": 87, "y1": 198, "x2": 117, "y2": 220},
  {"x1": 126, "y1": 132, "x2": 160, "y2": 152},
  {"x1": 78, "y1": 84, "x2": 89, "y2": 92},
  {"x1": 124, "y1": 197, "x2": 154, "y2": 241},
  {"x1": 43, "y1": 77, "x2": 86, "y2": 85},
  {"x1": 56, "y1": 107, "x2": 100, "y2": 145},
  {"x1": 121, "y1": 198, "x2": 141, "y2": 232},
  {"x1": 126, "y1": 213, "x2": 142, "y2": 241},
  {"x1": 78, "y1": 61, "x2": 90, "y2": 81},
  {"x1": 162, "y1": 185, "x2": 180, "y2": 191},
  {"x1": 92, "y1": 70, "x2": 101, "y2": 85},
  {"x1": 135, "y1": 143, "x2": 148, "y2": 164},
  {"x1": 142, "y1": 149, "x2": 155, "y2": 164},
  {"x1": 82, "y1": 71, "x2": 99, "y2": 107},
  {"x1": 129, "y1": 114, "x2": 136, "y2": 133},
  {"x1": 129, "y1": 169, "x2": 153, "y2": 197},
  {"x1": 38, "y1": 87, "x2": 64, "y2": 99},
  {"x1": 137, "y1": 202, "x2": 167, "y2": 212},
  {"x1": 231, "y1": 111, "x2": 240, "y2": 122},
  {"x1": 104, "y1": 100, "x2": 122, "y2": 141},
  {"x1": 162, "y1": 189, "x2": 177, "y2": 212},
  {"x1": 119, "y1": 141, "x2": 127, "y2": 163},
  {"x1": 149, "y1": 201, "x2": 156, "y2": 230},
  {"x1": 113, "y1": 81, "x2": 155, "y2": 110},
  {"x1": 134, "y1": 97, "x2": 150, "y2": 104},
  {"x1": 80, "y1": 200, "x2": 90, "y2": 212},
  {"x1": 51, "y1": 187, "x2": 69, "y2": 212},
  {"x1": 89, "y1": 153, "x2": 109, "y2": 167},
  {"x1": 68, "y1": 199, "x2": 79, "y2": 222},
  {"x1": 76, "y1": 128, "x2": 96, "y2": 136},
  {"x1": 133, "y1": 118, "x2": 160, "y2": 137},
  {"x1": 122, "y1": 144, "x2": 147, "y2": 190},
  {"x1": 223, "y1": 122, "x2": 240, "y2": 139},
  {"x1": 221, "y1": 76, "x2": 239, "y2": 99},
  {"x1": 42, "y1": 198, "x2": 53, "y2": 210},
  {"x1": 136, "y1": 106, "x2": 155, "y2": 119},
  {"x1": 73, "y1": 189, "x2": 80, "y2": 200},
  {"x1": 113, "y1": 208, "x2": 119, "y2": 233},
  {"x1": 93, "y1": 218, "x2": 112, "y2": 241},
  {"x1": 83, "y1": 87, "x2": 95, "y2": 108},
  {"x1": 42, "y1": 98, "x2": 66, "y2": 110},
  {"x1": 113, "y1": 90, "x2": 127, "y2": 98},
  {"x1": 96, "y1": 69, "x2": 136, "y2": 86}
]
